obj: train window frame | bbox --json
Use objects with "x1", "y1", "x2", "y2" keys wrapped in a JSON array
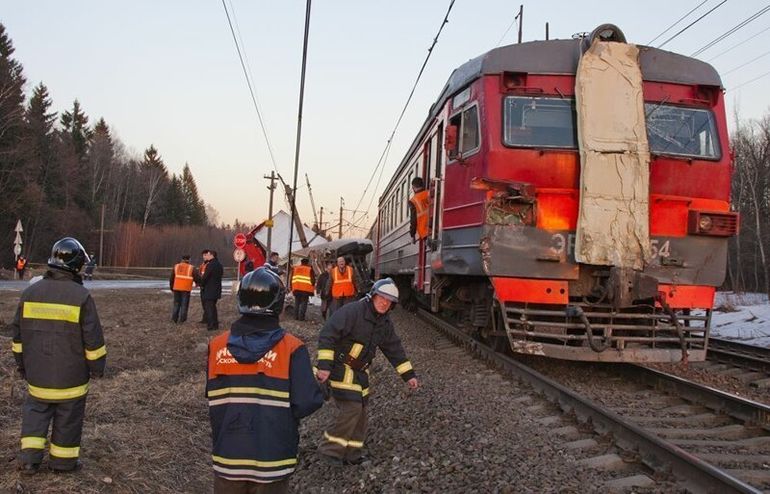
[
  {"x1": 502, "y1": 95, "x2": 578, "y2": 150},
  {"x1": 447, "y1": 102, "x2": 481, "y2": 162},
  {"x1": 644, "y1": 102, "x2": 722, "y2": 161}
]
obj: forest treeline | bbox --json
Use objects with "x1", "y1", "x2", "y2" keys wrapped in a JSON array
[{"x1": 0, "y1": 23, "x2": 235, "y2": 268}]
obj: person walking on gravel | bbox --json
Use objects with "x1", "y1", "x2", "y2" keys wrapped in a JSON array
[
  {"x1": 11, "y1": 237, "x2": 106, "y2": 475},
  {"x1": 207, "y1": 267, "x2": 323, "y2": 493},
  {"x1": 315, "y1": 278, "x2": 419, "y2": 465}
]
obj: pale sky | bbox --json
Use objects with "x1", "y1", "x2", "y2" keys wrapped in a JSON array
[{"x1": 3, "y1": 1, "x2": 769, "y2": 233}]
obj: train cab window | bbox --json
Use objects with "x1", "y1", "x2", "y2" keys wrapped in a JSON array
[
  {"x1": 448, "y1": 104, "x2": 480, "y2": 159},
  {"x1": 503, "y1": 96, "x2": 577, "y2": 148},
  {"x1": 644, "y1": 103, "x2": 721, "y2": 160}
]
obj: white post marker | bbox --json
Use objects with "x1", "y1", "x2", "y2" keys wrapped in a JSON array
[{"x1": 13, "y1": 219, "x2": 23, "y2": 280}]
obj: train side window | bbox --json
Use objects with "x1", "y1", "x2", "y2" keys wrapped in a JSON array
[{"x1": 448, "y1": 103, "x2": 480, "y2": 160}]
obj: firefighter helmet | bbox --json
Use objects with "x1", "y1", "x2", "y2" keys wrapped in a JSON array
[
  {"x1": 370, "y1": 277, "x2": 399, "y2": 304},
  {"x1": 237, "y1": 267, "x2": 285, "y2": 315},
  {"x1": 48, "y1": 237, "x2": 90, "y2": 273}
]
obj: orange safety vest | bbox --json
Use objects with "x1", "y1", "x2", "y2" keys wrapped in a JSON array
[
  {"x1": 331, "y1": 265, "x2": 355, "y2": 298},
  {"x1": 173, "y1": 262, "x2": 194, "y2": 292},
  {"x1": 16, "y1": 258, "x2": 26, "y2": 270},
  {"x1": 410, "y1": 189, "x2": 430, "y2": 239},
  {"x1": 291, "y1": 265, "x2": 314, "y2": 294}
]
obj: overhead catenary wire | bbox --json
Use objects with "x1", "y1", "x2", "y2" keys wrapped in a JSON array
[
  {"x1": 495, "y1": 10, "x2": 520, "y2": 47},
  {"x1": 691, "y1": 4, "x2": 770, "y2": 57},
  {"x1": 647, "y1": 0, "x2": 711, "y2": 45},
  {"x1": 345, "y1": 0, "x2": 457, "y2": 234},
  {"x1": 708, "y1": 24, "x2": 770, "y2": 61},
  {"x1": 722, "y1": 48, "x2": 770, "y2": 75},
  {"x1": 221, "y1": 0, "x2": 281, "y2": 176},
  {"x1": 657, "y1": 0, "x2": 728, "y2": 49},
  {"x1": 729, "y1": 68, "x2": 770, "y2": 91}
]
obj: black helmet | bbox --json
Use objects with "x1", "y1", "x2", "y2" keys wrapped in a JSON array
[
  {"x1": 48, "y1": 237, "x2": 90, "y2": 273},
  {"x1": 237, "y1": 267, "x2": 285, "y2": 315}
]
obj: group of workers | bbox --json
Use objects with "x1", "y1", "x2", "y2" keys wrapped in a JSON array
[
  {"x1": 9, "y1": 175, "x2": 431, "y2": 490},
  {"x1": 169, "y1": 250, "x2": 223, "y2": 330},
  {"x1": 10, "y1": 237, "x2": 419, "y2": 494}
]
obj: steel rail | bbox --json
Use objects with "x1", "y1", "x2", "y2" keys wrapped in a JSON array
[
  {"x1": 416, "y1": 309, "x2": 761, "y2": 494},
  {"x1": 708, "y1": 338, "x2": 770, "y2": 375}
]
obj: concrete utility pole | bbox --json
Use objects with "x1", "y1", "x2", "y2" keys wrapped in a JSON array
[
  {"x1": 338, "y1": 197, "x2": 344, "y2": 239},
  {"x1": 518, "y1": 5, "x2": 524, "y2": 44},
  {"x1": 264, "y1": 171, "x2": 277, "y2": 253}
]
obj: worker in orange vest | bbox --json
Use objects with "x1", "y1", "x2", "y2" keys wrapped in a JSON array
[
  {"x1": 291, "y1": 258, "x2": 316, "y2": 322},
  {"x1": 329, "y1": 256, "x2": 357, "y2": 316},
  {"x1": 15, "y1": 255, "x2": 27, "y2": 280},
  {"x1": 409, "y1": 177, "x2": 430, "y2": 243},
  {"x1": 170, "y1": 255, "x2": 194, "y2": 324}
]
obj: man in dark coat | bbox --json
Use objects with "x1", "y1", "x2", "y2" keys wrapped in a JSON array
[{"x1": 199, "y1": 249, "x2": 224, "y2": 331}]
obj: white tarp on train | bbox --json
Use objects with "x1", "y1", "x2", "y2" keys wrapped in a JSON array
[{"x1": 574, "y1": 40, "x2": 651, "y2": 270}]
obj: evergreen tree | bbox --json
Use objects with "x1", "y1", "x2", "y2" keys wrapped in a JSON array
[
  {"x1": 139, "y1": 145, "x2": 170, "y2": 229},
  {"x1": 86, "y1": 117, "x2": 115, "y2": 211},
  {"x1": 164, "y1": 175, "x2": 185, "y2": 225},
  {"x1": 180, "y1": 163, "x2": 207, "y2": 225},
  {"x1": 0, "y1": 22, "x2": 29, "y2": 256}
]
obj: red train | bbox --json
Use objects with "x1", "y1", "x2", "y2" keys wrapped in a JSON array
[{"x1": 374, "y1": 25, "x2": 738, "y2": 362}]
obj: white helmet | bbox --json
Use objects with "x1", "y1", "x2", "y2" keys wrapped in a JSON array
[{"x1": 370, "y1": 278, "x2": 399, "y2": 304}]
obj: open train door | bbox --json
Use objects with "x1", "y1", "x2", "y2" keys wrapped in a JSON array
[{"x1": 416, "y1": 123, "x2": 445, "y2": 297}]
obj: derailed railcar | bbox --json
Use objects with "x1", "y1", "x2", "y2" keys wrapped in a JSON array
[{"x1": 374, "y1": 25, "x2": 738, "y2": 362}]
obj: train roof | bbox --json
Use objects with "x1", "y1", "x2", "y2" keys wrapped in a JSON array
[{"x1": 379, "y1": 38, "x2": 722, "y2": 202}]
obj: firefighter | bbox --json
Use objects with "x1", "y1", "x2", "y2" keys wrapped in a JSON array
[
  {"x1": 15, "y1": 255, "x2": 27, "y2": 280},
  {"x1": 328, "y1": 256, "x2": 357, "y2": 316},
  {"x1": 409, "y1": 177, "x2": 430, "y2": 243},
  {"x1": 170, "y1": 254, "x2": 194, "y2": 323},
  {"x1": 11, "y1": 237, "x2": 106, "y2": 475},
  {"x1": 316, "y1": 278, "x2": 419, "y2": 465},
  {"x1": 207, "y1": 267, "x2": 323, "y2": 492},
  {"x1": 291, "y1": 258, "x2": 315, "y2": 321}
]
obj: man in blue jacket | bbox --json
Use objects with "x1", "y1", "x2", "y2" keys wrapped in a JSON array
[{"x1": 207, "y1": 267, "x2": 324, "y2": 493}]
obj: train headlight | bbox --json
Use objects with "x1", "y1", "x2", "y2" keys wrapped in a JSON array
[{"x1": 698, "y1": 215, "x2": 713, "y2": 232}]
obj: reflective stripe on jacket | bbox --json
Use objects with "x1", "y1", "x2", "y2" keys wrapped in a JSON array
[
  {"x1": 410, "y1": 189, "x2": 430, "y2": 239},
  {"x1": 207, "y1": 326, "x2": 323, "y2": 483},
  {"x1": 316, "y1": 298, "x2": 415, "y2": 402},
  {"x1": 291, "y1": 265, "x2": 314, "y2": 294},
  {"x1": 172, "y1": 262, "x2": 194, "y2": 292},
  {"x1": 10, "y1": 269, "x2": 106, "y2": 402},
  {"x1": 331, "y1": 266, "x2": 355, "y2": 298}
]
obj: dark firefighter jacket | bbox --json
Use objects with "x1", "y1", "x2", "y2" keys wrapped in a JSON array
[
  {"x1": 207, "y1": 315, "x2": 324, "y2": 483},
  {"x1": 11, "y1": 269, "x2": 106, "y2": 402},
  {"x1": 200, "y1": 257, "x2": 223, "y2": 300},
  {"x1": 316, "y1": 297, "x2": 416, "y2": 402}
]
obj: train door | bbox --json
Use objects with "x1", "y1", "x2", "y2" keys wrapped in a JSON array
[{"x1": 416, "y1": 141, "x2": 431, "y2": 294}]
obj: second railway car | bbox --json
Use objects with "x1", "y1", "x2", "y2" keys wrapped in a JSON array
[{"x1": 374, "y1": 25, "x2": 738, "y2": 363}]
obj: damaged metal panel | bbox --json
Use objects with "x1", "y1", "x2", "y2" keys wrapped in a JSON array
[{"x1": 574, "y1": 40, "x2": 651, "y2": 271}]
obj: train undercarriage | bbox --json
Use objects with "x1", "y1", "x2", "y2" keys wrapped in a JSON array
[{"x1": 399, "y1": 272, "x2": 709, "y2": 363}]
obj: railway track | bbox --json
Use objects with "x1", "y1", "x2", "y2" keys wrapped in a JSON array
[
  {"x1": 418, "y1": 309, "x2": 770, "y2": 493},
  {"x1": 701, "y1": 338, "x2": 770, "y2": 389}
]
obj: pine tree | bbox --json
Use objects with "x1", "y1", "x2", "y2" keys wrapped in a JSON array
[
  {"x1": 180, "y1": 163, "x2": 207, "y2": 225},
  {"x1": 139, "y1": 145, "x2": 170, "y2": 229},
  {"x1": 164, "y1": 175, "x2": 185, "y2": 225},
  {"x1": 0, "y1": 23, "x2": 29, "y2": 258},
  {"x1": 86, "y1": 117, "x2": 115, "y2": 210}
]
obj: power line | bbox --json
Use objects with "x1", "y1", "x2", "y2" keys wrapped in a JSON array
[
  {"x1": 722, "y1": 48, "x2": 770, "y2": 75},
  {"x1": 221, "y1": 0, "x2": 281, "y2": 175},
  {"x1": 346, "y1": 0, "x2": 457, "y2": 235},
  {"x1": 708, "y1": 24, "x2": 770, "y2": 61},
  {"x1": 648, "y1": 0, "x2": 710, "y2": 45},
  {"x1": 730, "y1": 68, "x2": 770, "y2": 91},
  {"x1": 691, "y1": 4, "x2": 770, "y2": 57},
  {"x1": 657, "y1": 0, "x2": 728, "y2": 49}
]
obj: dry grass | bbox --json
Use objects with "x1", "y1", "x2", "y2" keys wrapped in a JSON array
[{"x1": 0, "y1": 289, "x2": 229, "y2": 493}]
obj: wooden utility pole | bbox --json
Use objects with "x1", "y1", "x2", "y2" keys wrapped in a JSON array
[
  {"x1": 338, "y1": 197, "x2": 344, "y2": 239},
  {"x1": 319, "y1": 206, "x2": 324, "y2": 234},
  {"x1": 264, "y1": 171, "x2": 277, "y2": 252},
  {"x1": 283, "y1": 182, "x2": 309, "y2": 248},
  {"x1": 518, "y1": 5, "x2": 524, "y2": 43}
]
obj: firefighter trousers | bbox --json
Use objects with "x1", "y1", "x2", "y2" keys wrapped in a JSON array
[
  {"x1": 20, "y1": 394, "x2": 86, "y2": 470},
  {"x1": 317, "y1": 398, "x2": 367, "y2": 462},
  {"x1": 214, "y1": 475, "x2": 289, "y2": 494}
]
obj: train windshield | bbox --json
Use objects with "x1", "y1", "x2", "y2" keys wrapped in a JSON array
[
  {"x1": 644, "y1": 103, "x2": 720, "y2": 160},
  {"x1": 503, "y1": 96, "x2": 721, "y2": 160},
  {"x1": 503, "y1": 96, "x2": 577, "y2": 149}
]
